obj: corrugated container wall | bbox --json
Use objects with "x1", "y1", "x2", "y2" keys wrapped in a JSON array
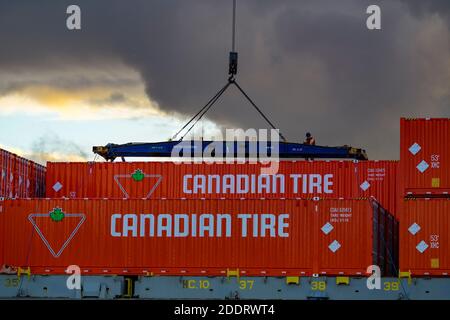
[
  {"x1": 0, "y1": 148, "x2": 46, "y2": 199},
  {"x1": 0, "y1": 198, "x2": 398, "y2": 277},
  {"x1": 399, "y1": 199, "x2": 450, "y2": 276},
  {"x1": 400, "y1": 118, "x2": 450, "y2": 197},
  {"x1": 45, "y1": 160, "x2": 398, "y2": 215}
]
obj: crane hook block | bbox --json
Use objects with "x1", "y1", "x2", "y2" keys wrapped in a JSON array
[{"x1": 229, "y1": 51, "x2": 238, "y2": 75}]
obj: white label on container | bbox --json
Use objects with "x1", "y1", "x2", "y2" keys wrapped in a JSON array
[
  {"x1": 416, "y1": 160, "x2": 429, "y2": 173},
  {"x1": 53, "y1": 182, "x2": 63, "y2": 192},
  {"x1": 409, "y1": 143, "x2": 421, "y2": 155},
  {"x1": 367, "y1": 168, "x2": 386, "y2": 182},
  {"x1": 430, "y1": 234, "x2": 439, "y2": 249},
  {"x1": 360, "y1": 180, "x2": 371, "y2": 191},
  {"x1": 328, "y1": 240, "x2": 341, "y2": 253},
  {"x1": 431, "y1": 155, "x2": 440, "y2": 169},
  {"x1": 416, "y1": 241, "x2": 428, "y2": 253},
  {"x1": 408, "y1": 223, "x2": 421, "y2": 235},
  {"x1": 321, "y1": 222, "x2": 334, "y2": 235}
]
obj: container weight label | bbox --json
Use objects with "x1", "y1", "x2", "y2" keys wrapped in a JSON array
[
  {"x1": 330, "y1": 208, "x2": 352, "y2": 223},
  {"x1": 431, "y1": 155, "x2": 440, "y2": 169},
  {"x1": 430, "y1": 234, "x2": 439, "y2": 249}
]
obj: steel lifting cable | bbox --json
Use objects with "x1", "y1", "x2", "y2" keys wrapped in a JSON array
[
  {"x1": 177, "y1": 79, "x2": 288, "y2": 142},
  {"x1": 172, "y1": 81, "x2": 231, "y2": 141},
  {"x1": 173, "y1": 0, "x2": 288, "y2": 142},
  {"x1": 180, "y1": 81, "x2": 231, "y2": 141},
  {"x1": 232, "y1": 0, "x2": 236, "y2": 52},
  {"x1": 232, "y1": 80, "x2": 287, "y2": 142},
  {"x1": 173, "y1": 0, "x2": 237, "y2": 141}
]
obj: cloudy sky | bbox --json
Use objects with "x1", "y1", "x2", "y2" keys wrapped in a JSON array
[{"x1": 0, "y1": 0, "x2": 449, "y2": 163}]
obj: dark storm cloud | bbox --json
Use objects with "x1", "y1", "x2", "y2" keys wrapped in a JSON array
[
  {"x1": 90, "y1": 92, "x2": 127, "y2": 105},
  {"x1": 0, "y1": 0, "x2": 449, "y2": 159},
  {"x1": 400, "y1": 0, "x2": 450, "y2": 17},
  {"x1": 0, "y1": 75, "x2": 141, "y2": 96},
  {"x1": 87, "y1": 92, "x2": 146, "y2": 109}
]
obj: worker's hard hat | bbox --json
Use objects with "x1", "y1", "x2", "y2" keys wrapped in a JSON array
[{"x1": 306, "y1": 132, "x2": 311, "y2": 138}]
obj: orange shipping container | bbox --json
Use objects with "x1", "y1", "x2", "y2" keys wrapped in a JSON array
[
  {"x1": 400, "y1": 118, "x2": 450, "y2": 196},
  {"x1": 0, "y1": 149, "x2": 14, "y2": 199},
  {"x1": 46, "y1": 160, "x2": 398, "y2": 214},
  {"x1": 399, "y1": 199, "x2": 450, "y2": 276},
  {"x1": 0, "y1": 198, "x2": 397, "y2": 277},
  {"x1": 0, "y1": 148, "x2": 46, "y2": 199}
]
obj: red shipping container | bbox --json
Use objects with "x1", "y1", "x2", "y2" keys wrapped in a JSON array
[
  {"x1": 0, "y1": 198, "x2": 397, "y2": 277},
  {"x1": 400, "y1": 118, "x2": 450, "y2": 196},
  {"x1": 29, "y1": 162, "x2": 46, "y2": 198},
  {"x1": 14, "y1": 157, "x2": 28, "y2": 198},
  {"x1": 46, "y1": 160, "x2": 398, "y2": 214},
  {"x1": 399, "y1": 199, "x2": 450, "y2": 276},
  {"x1": 0, "y1": 148, "x2": 46, "y2": 199},
  {"x1": 0, "y1": 149, "x2": 14, "y2": 199},
  {"x1": 0, "y1": 147, "x2": 51, "y2": 267}
]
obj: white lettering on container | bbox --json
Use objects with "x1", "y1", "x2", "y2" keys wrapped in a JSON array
[
  {"x1": 183, "y1": 174, "x2": 333, "y2": 195},
  {"x1": 110, "y1": 214, "x2": 291, "y2": 238}
]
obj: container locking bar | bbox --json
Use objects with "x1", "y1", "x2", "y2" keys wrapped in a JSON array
[
  {"x1": 286, "y1": 276, "x2": 300, "y2": 285},
  {"x1": 226, "y1": 268, "x2": 240, "y2": 281},
  {"x1": 336, "y1": 276, "x2": 350, "y2": 285},
  {"x1": 17, "y1": 267, "x2": 31, "y2": 279}
]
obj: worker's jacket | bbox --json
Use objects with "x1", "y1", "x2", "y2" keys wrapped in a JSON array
[{"x1": 304, "y1": 137, "x2": 316, "y2": 145}]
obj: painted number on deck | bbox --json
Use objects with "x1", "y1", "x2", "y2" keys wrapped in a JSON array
[
  {"x1": 311, "y1": 281, "x2": 326, "y2": 291},
  {"x1": 383, "y1": 281, "x2": 400, "y2": 291},
  {"x1": 4, "y1": 278, "x2": 19, "y2": 287},
  {"x1": 182, "y1": 279, "x2": 210, "y2": 289},
  {"x1": 239, "y1": 280, "x2": 254, "y2": 290}
]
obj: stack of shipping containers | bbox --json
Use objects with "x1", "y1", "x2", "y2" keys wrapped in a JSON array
[
  {"x1": 0, "y1": 148, "x2": 46, "y2": 272},
  {"x1": 0, "y1": 154, "x2": 400, "y2": 278},
  {"x1": 11, "y1": 117, "x2": 450, "y2": 290},
  {"x1": 2, "y1": 198, "x2": 397, "y2": 277},
  {"x1": 45, "y1": 160, "x2": 399, "y2": 214},
  {"x1": 0, "y1": 148, "x2": 46, "y2": 199},
  {"x1": 399, "y1": 118, "x2": 450, "y2": 276}
]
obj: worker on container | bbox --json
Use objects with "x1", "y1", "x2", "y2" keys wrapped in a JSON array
[
  {"x1": 304, "y1": 132, "x2": 315, "y2": 145},
  {"x1": 304, "y1": 132, "x2": 315, "y2": 161}
]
